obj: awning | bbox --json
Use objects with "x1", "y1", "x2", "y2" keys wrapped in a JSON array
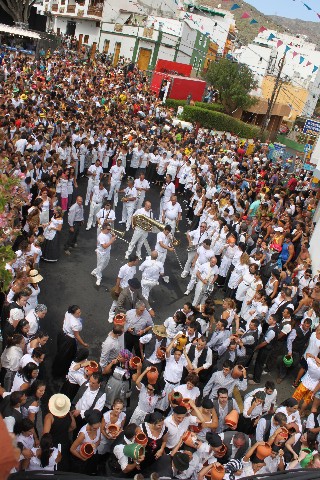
[{"x1": 0, "y1": 23, "x2": 41, "y2": 39}]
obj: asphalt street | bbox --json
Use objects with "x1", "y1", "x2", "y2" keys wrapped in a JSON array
[{"x1": 39, "y1": 177, "x2": 294, "y2": 404}]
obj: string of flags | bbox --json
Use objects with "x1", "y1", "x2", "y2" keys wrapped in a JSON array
[{"x1": 220, "y1": 1, "x2": 320, "y2": 74}]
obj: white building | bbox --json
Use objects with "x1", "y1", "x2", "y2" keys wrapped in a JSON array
[{"x1": 233, "y1": 30, "x2": 320, "y2": 118}]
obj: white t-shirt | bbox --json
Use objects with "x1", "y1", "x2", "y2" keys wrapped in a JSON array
[
  {"x1": 63, "y1": 312, "x2": 82, "y2": 338},
  {"x1": 118, "y1": 264, "x2": 136, "y2": 288},
  {"x1": 97, "y1": 232, "x2": 112, "y2": 254}
]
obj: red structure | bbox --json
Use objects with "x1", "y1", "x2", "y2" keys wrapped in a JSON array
[
  {"x1": 151, "y1": 61, "x2": 206, "y2": 102},
  {"x1": 155, "y1": 59, "x2": 192, "y2": 77}
]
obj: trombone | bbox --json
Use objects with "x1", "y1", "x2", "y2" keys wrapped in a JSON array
[{"x1": 110, "y1": 226, "x2": 130, "y2": 245}]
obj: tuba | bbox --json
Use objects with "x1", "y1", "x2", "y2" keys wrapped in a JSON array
[{"x1": 132, "y1": 214, "x2": 165, "y2": 233}]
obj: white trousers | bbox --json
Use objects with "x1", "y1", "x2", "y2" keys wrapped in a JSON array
[
  {"x1": 164, "y1": 217, "x2": 177, "y2": 235},
  {"x1": 92, "y1": 251, "x2": 110, "y2": 280},
  {"x1": 79, "y1": 154, "x2": 85, "y2": 174},
  {"x1": 159, "y1": 199, "x2": 169, "y2": 220},
  {"x1": 187, "y1": 268, "x2": 198, "y2": 292},
  {"x1": 156, "y1": 250, "x2": 167, "y2": 264},
  {"x1": 126, "y1": 228, "x2": 151, "y2": 257},
  {"x1": 141, "y1": 278, "x2": 158, "y2": 300},
  {"x1": 108, "y1": 180, "x2": 121, "y2": 206},
  {"x1": 109, "y1": 300, "x2": 118, "y2": 317},
  {"x1": 135, "y1": 194, "x2": 145, "y2": 211},
  {"x1": 121, "y1": 202, "x2": 135, "y2": 230},
  {"x1": 183, "y1": 251, "x2": 196, "y2": 275},
  {"x1": 85, "y1": 179, "x2": 94, "y2": 204},
  {"x1": 193, "y1": 279, "x2": 206, "y2": 306},
  {"x1": 87, "y1": 201, "x2": 102, "y2": 229}
]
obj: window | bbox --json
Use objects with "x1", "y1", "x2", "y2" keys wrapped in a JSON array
[
  {"x1": 84, "y1": 35, "x2": 89, "y2": 44},
  {"x1": 199, "y1": 35, "x2": 202, "y2": 46},
  {"x1": 193, "y1": 57, "x2": 198, "y2": 67}
]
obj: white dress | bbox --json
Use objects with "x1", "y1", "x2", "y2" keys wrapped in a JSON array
[
  {"x1": 236, "y1": 273, "x2": 255, "y2": 302},
  {"x1": 76, "y1": 424, "x2": 101, "y2": 453},
  {"x1": 98, "y1": 410, "x2": 126, "y2": 455},
  {"x1": 228, "y1": 264, "x2": 249, "y2": 290},
  {"x1": 25, "y1": 285, "x2": 40, "y2": 314},
  {"x1": 28, "y1": 447, "x2": 59, "y2": 471}
]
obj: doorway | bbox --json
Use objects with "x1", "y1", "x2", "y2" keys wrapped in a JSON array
[
  {"x1": 66, "y1": 20, "x2": 76, "y2": 36},
  {"x1": 137, "y1": 47, "x2": 151, "y2": 71},
  {"x1": 113, "y1": 42, "x2": 121, "y2": 66}
]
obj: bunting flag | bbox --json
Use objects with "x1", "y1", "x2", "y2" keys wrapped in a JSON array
[
  {"x1": 258, "y1": 26, "x2": 267, "y2": 33},
  {"x1": 250, "y1": 19, "x2": 258, "y2": 24},
  {"x1": 277, "y1": 40, "x2": 283, "y2": 48},
  {"x1": 241, "y1": 12, "x2": 250, "y2": 19},
  {"x1": 268, "y1": 33, "x2": 276, "y2": 41},
  {"x1": 306, "y1": 61, "x2": 312, "y2": 67},
  {"x1": 230, "y1": 3, "x2": 240, "y2": 10},
  {"x1": 284, "y1": 45, "x2": 291, "y2": 54},
  {"x1": 313, "y1": 65, "x2": 319, "y2": 73},
  {"x1": 303, "y1": 3, "x2": 312, "y2": 10},
  {"x1": 292, "y1": 51, "x2": 298, "y2": 57},
  {"x1": 299, "y1": 55, "x2": 305, "y2": 64}
]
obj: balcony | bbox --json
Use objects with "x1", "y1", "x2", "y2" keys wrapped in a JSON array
[
  {"x1": 67, "y1": 4, "x2": 76, "y2": 12},
  {"x1": 87, "y1": 6, "x2": 103, "y2": 17}
]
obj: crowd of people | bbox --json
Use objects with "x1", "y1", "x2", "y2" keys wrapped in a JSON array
[{"x1": 0, "y1": 40, "x2": 320, "y2": 479}]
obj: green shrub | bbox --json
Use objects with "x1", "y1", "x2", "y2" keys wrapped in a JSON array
[
  {"x1": 165, "y1": 99, "x2": 224, "y2": 112},
  {"x1": 181, "y1": 105, "x2": 261, "y2": 139}
]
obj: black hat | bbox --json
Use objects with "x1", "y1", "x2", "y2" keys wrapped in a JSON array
[
  {"x1": 172, "y1": 452, "x2": 190, "y2": 471},
  {"x1": 128, "y1": 278, "x2": 141, "y2": 290},
  {"x1": 206, "y1": 432, "x2": 223, "y2": 447},
  {"x1": 173, "y1": 405, "x2": 187, "y2": 415}
]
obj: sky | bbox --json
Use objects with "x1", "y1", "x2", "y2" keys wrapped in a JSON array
[{"x1": 245, "y1": 0, "x2": 320, "y2": 21}]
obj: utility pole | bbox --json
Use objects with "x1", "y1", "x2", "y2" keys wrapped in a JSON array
[{"x1": 260, "y1": 53, "x2": 286, "y2": 136}]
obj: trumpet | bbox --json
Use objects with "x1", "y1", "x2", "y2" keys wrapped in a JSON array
[{"x1": 111, "y1": 227, "x2": 125, "y2": 238}]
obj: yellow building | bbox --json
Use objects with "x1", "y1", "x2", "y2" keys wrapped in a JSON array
[{"x1": 261, "y1": 76, "x2": 309, "y2": 122}]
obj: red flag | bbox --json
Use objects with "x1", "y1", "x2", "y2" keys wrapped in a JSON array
[
  {"x1": 276, "y1": 40, "x2": 283, "y2": 48},
  {"x1": 241, "y1": 12, "x2": 250, "y2": 18},
  {"x1": 259, "y1": 26, "x2": 267, "y2": 33},
  {"x1": 306, "y1": 61, "x2": 312, "y2": 66},
  {"x1": 292, "y1": 51, "x2": 298, "y2": 57}
]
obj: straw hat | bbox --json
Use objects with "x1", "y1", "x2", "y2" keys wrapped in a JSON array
[
  {"x1": 48, "y1": 394, "x2": 71, "y2": 417},
  {"x1": 29, "y1": 269, "x2": 43, "y2": 283},
  {"x1": 152, "y1": 325, "x2": 167, "y2": 337}
]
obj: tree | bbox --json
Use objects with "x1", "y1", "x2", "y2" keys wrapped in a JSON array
[
  {"x1": 205, "y1": 58, "x2": 258, "y2": 115},
  {"x1": 0, "y1": 0, "x2": 36, "y2": 25}
]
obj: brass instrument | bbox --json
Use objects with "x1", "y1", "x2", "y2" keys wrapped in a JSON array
[
  {"x1": 187, "y1": 242, "x2": 202, "y2": 253},
  {"x1": 132, "y1": 214, "x2": 165, "y2": 233},
  {"x1": 111, "y1": 227, "x2": 125, "y2": 238}
]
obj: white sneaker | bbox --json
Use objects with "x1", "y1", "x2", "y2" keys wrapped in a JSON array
[
  {"x1": 86, "y1": 226, "x2": 91, "y2": 231},
  {"x1": 181, "y1": 271, "x2": 188, "y2": 278},
  {"x1": 184, "y1": 290, "x2": 190, "y2": 295},
  {"x1": 118, "y1": 220, "x2": 125, "y2": 224},
  {"x1": 125, "y1": 252, "x2": 129, "y2": 259},
  {"x1": 91, "y1": 270, "x2": 96, "y2": 276},
  {"x1": 108, "y1": 316, "x2": 114, "y2": 323},
  {"x1": 96, "y1": 279, "x2": 101, "y2": 286}
]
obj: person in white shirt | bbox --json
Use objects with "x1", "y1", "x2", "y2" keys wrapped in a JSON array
[
  {"x1": 107, "y1": 158, "x2": 125, "y2": 206},
  {"x1": 192, "y1": 257, "x2": 219, "y2": 306},
  {"x1": 96, "y1": 202, "x2": 115, "y2": 236},
  {"x1": 85, "y1": 159, "x2": 103, "y2": 206},
  {"x1": 159, "y1": 174, "x2": 175, "y2": 220},
  {"x1": 246, "y1": 382, "x2": 277, "y2": 414},
  {"x1": 134, "y1": 172, "x2": 150, "y2": 210},
  {"x1": 184, "y1": 240, "x2": 215, "y2": 296},
  {"x1": 108, "y1": 255, "x2": 139, "y2": 322},
  {"x1": 139, "y1": 251, "x2": 164, "y2": 300},
  {"x1": 25, "y1": 304, "x2": 47, "y2": 337},
  {"x1": 162, "y1": 195, "x2": 182, "y2": 235},
  {"x1": 125, "y1": 201, "x2": 153, "y2": 260},
  {"x1": 155, "y1": 224, "x2": 174, "y2": 265},
  {"x1": 181, "y1": 223, "x2": 209, "y2": 278},
  {"x1": 164, "y1": 403, "x2": 204, "y2": 450},
  {"x1": 118, "y1": 178, "x2": 137, "y2": 231},
  {"x1": 85, "y1": 182, "x2": 108, "y2": 230},
  {"x1": 15, "y1": 135, "x2": 28, "y2": 154},
  {"x1": 91, "y1": 223, "x2": 116, "y2": 286},
  {"x1": 72, "y1": 373, "x2": 106, "y2": 424}
]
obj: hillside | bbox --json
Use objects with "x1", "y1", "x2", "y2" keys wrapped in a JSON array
[
  {"x1": 269, "y1": 15, "x2": 320, "y2": 49},
  {"x1": 199, "y1": 0, "x2": 320, "y2": 47}
]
